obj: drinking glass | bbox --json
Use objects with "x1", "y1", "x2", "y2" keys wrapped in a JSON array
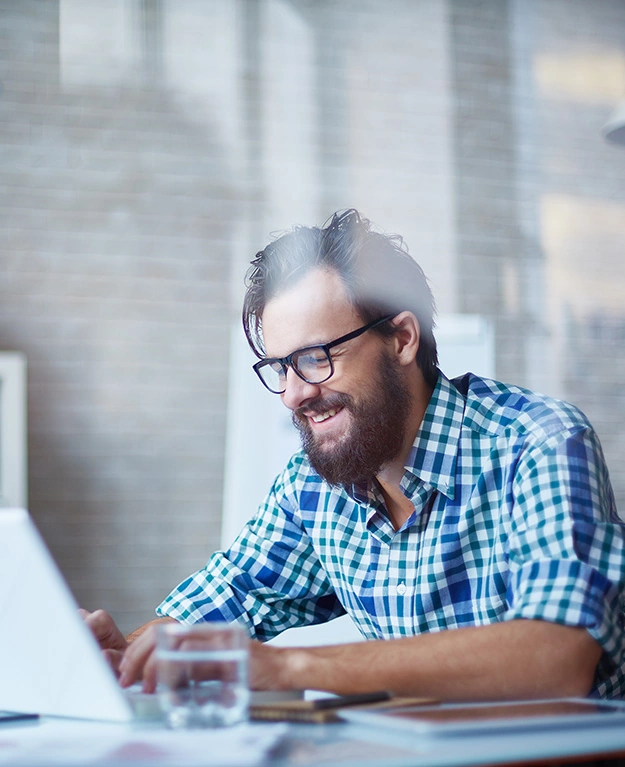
[{"x1": 156, "y1": 622, "x2": 249, "y2": 728}]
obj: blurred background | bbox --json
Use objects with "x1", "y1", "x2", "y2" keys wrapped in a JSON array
[{"x1": 1, "y1": 0, "x2": 625, "y2": 634}]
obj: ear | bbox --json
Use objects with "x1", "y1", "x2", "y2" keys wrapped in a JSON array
[{"x1": 388, "y1": 311, "x2": 420, "y2": 367}]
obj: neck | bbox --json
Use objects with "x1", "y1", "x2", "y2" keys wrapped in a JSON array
[
  {"x1": 376, "y1": 374, "x2": 434, "y2": 488},
  {"x1": 375, "y1": 375, "x2": 433, "y2": 530},
  {"x1": 376, "y1": 477, "x2": 416, "y2": 530}
]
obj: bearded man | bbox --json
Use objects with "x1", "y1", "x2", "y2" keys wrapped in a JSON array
[{"x1": 86, "y1": 209, "x2": 625, "y2": 700}]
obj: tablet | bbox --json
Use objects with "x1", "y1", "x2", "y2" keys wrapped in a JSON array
[{"x1": 339, "y1": 698, "x2": 625, "y2": 736}]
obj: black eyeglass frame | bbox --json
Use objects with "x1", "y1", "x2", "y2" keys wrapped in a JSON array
[{"x1": 252, "y1": 314, "x2": 394, "y2": 394}]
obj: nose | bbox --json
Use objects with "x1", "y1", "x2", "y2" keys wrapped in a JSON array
[{"x1": 280, "y1": 367, "x2": 321, "y2": 411}]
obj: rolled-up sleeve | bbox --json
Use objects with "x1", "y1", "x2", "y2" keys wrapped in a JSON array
[
  {"x1": 504, "y1": 426, "x2": 625, "y2": 696},
  {"x1": 156, "y1": 460, "x2": 345, "y2": 641}
]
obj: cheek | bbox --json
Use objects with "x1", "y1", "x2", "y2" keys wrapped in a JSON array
[{"x1": 329, "y1": 358, "x2": 377, "y2": 392}]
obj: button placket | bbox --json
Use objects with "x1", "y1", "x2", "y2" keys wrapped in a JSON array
[{"x1": 387, "y1": 533, "x2": 413, "y2": 628}]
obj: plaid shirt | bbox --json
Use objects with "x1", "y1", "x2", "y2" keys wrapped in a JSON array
[{"x1": 158, "y1": 373, "x2": 625, "y2": 698}]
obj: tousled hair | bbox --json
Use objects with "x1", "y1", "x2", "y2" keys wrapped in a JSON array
[{"x1": 242, "y1": 209, "x2": 438, "y2": 387}]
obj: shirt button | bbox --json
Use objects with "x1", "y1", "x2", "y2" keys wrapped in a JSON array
[{"x1": 396, "y1": 582, "x2": 407, "y2": 596}]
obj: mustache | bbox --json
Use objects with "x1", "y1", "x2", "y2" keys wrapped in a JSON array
[{"x1": 292, "y1": 393, "x2": 354, "y2": 423}]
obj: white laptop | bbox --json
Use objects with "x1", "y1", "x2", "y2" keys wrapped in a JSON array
[{"x1": 0, "y1": 507, "x2": 148, "y2": 722}]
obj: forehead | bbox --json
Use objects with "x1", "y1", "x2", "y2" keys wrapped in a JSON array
[{"x1": 261, "y1": 268, "x2": 362, "y2": 358}]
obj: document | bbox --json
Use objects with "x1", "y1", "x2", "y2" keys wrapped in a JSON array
[{"x1": 0, "y1": 719, "x2": 287, "y2": 766}]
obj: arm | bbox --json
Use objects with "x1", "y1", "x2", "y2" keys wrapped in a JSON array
[
  {"x1": 119, "y1": 462, "x2": 343, "y2": 690},
  {"x1": 155, "y1": 462, "x2": 343, "y2": 640},
  {"x1": 250, "y1": 619, "x2": 601, "y2": 700},
  {"x1": 121, "y1": 613, "x2": 600, "y2": 698},
  {"x1": 246, "y1": 421, "x2": 613, "y2": 699},
  {"x1": 105, "y1": 421, "x2": 623, "y2": 697}
]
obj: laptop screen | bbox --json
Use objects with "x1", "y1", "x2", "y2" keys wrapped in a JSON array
[{"x1": 0, "y1": 508, "x2": 134, "y2": 721}]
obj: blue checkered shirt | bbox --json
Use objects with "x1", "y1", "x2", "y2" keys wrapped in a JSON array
[{"x1": 158, "y1": 373, "x2": 625, "y2": 698}]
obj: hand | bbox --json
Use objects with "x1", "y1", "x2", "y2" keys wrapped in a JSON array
[
  {"x1": 118, "y1": 618, "x2": 175, "y2": 691},
  {"x1": 119, "y1": 631, "x2": 289, "y2": 693},
  {"x1": 121, "y1": 623, "x2": 293, "y2": 693},
  {"x1": 79, "y1": 608, "x2": 129, "y2": 678}
]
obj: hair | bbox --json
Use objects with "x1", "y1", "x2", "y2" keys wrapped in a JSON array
[{"x1": 242, "y1": 209, "x2": 438, "y2": 387}]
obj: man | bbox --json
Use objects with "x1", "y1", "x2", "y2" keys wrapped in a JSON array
[{"x1": 86, "y1": 209, "x2": 625, "y2": 700}]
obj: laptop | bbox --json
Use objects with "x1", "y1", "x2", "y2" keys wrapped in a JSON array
[{"x1": 0, "y1": 507, "x2": 155, "y2": 722}]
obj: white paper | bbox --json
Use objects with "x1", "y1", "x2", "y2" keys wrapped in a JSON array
[{"x1": 0, "y1": 719, "x2": 287, "y2": 766}]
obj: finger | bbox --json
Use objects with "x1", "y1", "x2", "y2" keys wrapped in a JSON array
[
  {"x1": 119, "y1": 625, "x2": 157, "y2": 688},
  {"x1": 81, "y1": 609, "x2": 110, "y2": 644},
  {"x1": 83, "y1": 609, "x2": 108, "y2": 638},
  {"x1": 84, "y1": 609, "x2": 128, "y2": 653},
  {"x1": 141, "y1": 650, "x2": 158, "y2": 694},
  {"x1": 84, "y1": 609, "x2": 108, "y2": 635},
  {"x1": 103, "y1": 649, "x2": 124, "y2": 678}
]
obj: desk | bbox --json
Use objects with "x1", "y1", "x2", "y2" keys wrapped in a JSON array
[
  {"x1": 279, "y1": 720, "x2": 625, "y2": 766},
  {"x1": 2, "y1": 712, "x2": 625, "y2": 767}
]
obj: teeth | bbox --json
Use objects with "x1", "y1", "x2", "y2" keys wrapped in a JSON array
[{"x1": 311, "y1": 408, "x2": 337, "y2": 423}]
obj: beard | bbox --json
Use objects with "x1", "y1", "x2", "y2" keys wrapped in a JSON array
[{"x1": 292, "y1": 351, "x2": 412, "y2": 487}]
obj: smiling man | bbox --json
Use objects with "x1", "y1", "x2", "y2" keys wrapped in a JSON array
[{"x1": 86, "y1": 209, "x2": 625, "y2": 700}]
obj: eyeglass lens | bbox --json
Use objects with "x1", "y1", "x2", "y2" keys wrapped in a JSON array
[{"x1": 258, "y1": 347, "x2": 333, "y2": 392}]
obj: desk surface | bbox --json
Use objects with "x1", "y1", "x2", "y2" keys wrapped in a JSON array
[
  {"x1": 3, "y1": 706, "x2": 625, "y2": 767},
  {"x1": 280, "y1": 718, "x2": 625, "y2": 767}
]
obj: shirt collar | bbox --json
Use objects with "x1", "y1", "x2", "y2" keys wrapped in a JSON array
[{"x1": 401, "y1": 372, "x2": 466, "y2": 500}]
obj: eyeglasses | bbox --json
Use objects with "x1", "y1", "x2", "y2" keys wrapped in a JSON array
[{"x1": 253, "y1": 315, "x2": 393, "y2": 394}]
